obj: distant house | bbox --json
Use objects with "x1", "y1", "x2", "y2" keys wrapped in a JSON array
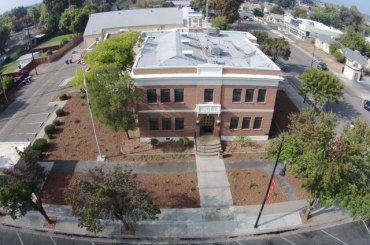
[
  {"x1": 314, "y1": 34, "x2": 338, "y2": 54},
  {"x1": 266, "y1": 14, "x2": 284, "y2": 25},
  {"x1": 83, "y1": 8, "x2": 190, "y2": 49},
  {"x1": 340, "y1": 48, "x2": 370, "y2": 82}
]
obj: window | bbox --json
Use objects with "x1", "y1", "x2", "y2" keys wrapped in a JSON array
[
  {"x1": 253, "y1": 117, "x2": 262, "y2": 129},
  {"x1": 175, "y1": 118, "x2": 184, "y2": 130},
  {"x1": 204, "y1": 89, "x2": 214, "y2": 103},
  {"x1": 147, "y1": 89, "x2": 157, "y2": 103},
  {"x1": 162, "y1": 118, "x2": 171, "y2": 130},
  {"x1": 174, "y1": 89, "x2": 184, "y2": 103},
  {"x1": 230, "y1": 117, "x2": 239, "y2": 130},
  {"x1": 149, "y1": 118, "x2": 159, "y2": 130},
  {"x1": 232, "y1": 89, "x2": 242, "y2": 102},
  {"x1": 161, "y1": 89, "x2": 170, "y2": 103},
  {"x1": 257, "y1": 89, "x2": 266, "y2": 103},
  {"x1": 245, "y1": 89, "x2": 254, "y2": 102},
  {"x1": 242, "y1": 117, "x2": 251, "y2": 129}
]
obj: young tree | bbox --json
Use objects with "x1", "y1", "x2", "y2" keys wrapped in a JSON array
[
  {"x1": 66, "y1": 166, "x2": 160, "y2": 233},
  {"x1": 267, "y1": 107, "x2": 337, "y2": 220},
  {"x1": 252, "y1": 30, "x2": 270, "y2": 45},
  {"x1": 0, "y1": 147, "x2": 53, "y2": 224},
  {"x1": 253, "y1": 8, "x2": 264, "y2": 18},
  {"x1": 261, "y1": 37, "x2": 291, "y2": 61},
  {"x1": 211, "y1": 16, "x2": 230, "y2": 30},
  {"x1": 299, "y1": 68, "x2": 344, "y2": 110}
]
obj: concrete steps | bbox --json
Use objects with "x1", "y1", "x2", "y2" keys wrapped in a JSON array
[{"x1": 196, "y1": 135, "x2": 222, "y2": 156}]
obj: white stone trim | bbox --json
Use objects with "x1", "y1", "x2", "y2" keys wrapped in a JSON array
[
  {"x1": 221, "y1": 135, "x2": 268, "y2": 141},
  {"x1": 139, "y1": 109, "x2": 194, "y2": 113},
  {"x1": 221, "y1": 109, "x2": 274, "y2": 113},
  {"x1": 139, "y1": 108, "x2": 274, "y2": 113},
  {"x1": 140, "y1": 137, "x2": 194, "y2": 143}
]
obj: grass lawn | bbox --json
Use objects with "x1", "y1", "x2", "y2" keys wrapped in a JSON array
[
  {"x1": 37, "y1": 34, "x2": 75, "y2": 49},
  {"x1": 0, "y1": 60, "x2": 20, "y2": 74}
]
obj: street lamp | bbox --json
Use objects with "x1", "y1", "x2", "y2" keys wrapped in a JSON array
[{"x1": 254, "y1": 136, "x2": 284, "y2": 228}]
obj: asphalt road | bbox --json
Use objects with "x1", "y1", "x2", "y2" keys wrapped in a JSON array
[
  {"x1": 0, "y1": 48, "x2": 80, "y2": 142},
  {"x1": 0, "y1": 221, "x2": 368, "y2": 244},
  {"x1": 245, "y1": 21, "x2": 370, "y2": 131}
]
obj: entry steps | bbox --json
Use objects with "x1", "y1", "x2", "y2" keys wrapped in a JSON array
[{"x1": 196, "y1": 134, "x2": 222, "y2": 156}]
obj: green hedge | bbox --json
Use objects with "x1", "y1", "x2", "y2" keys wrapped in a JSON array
[
  {"x1": 56, "y1": 108, "x2": 65, "y2": 117},
  {"x1": 32, "y1": 138, "x2": 47, "y2": 151},
  {"x1": 44, "y1": 124, "x2": 55, "y2": 136}
]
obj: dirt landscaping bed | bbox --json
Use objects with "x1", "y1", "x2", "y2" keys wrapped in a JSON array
[
  {"x1": 42, "y1": 170, "x2": 200, "y2": 209},
  {"x1": 227, "y1": 169, "x2": 288, "y2": 205},
  {"x1": 44, "y1": 92, "x2": 194, "y2": 162},
  {"x1": 285, "y1": 171, "x2": 308, "y2": 200},
  {"x1": 222, "y1": 141, "x2": 268, "y2": 161}
]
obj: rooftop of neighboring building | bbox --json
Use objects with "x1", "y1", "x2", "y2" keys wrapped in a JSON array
[
  {"x1": 83, "y1": 7, "x2": 184, "y2": 37},
  {"x1": 315, "y1": 34, "x2": 338, "y2": 45},
  {"x1": 134, "y1": 29, "x2": 279, "y2": 70},
  {"x1": 341, "y1": 47, "x2": 369, "y2": 66}
]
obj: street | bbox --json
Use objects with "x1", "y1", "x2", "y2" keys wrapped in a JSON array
[{"x1": 0, "y1": 48, "x2": 80, "y2": 142}]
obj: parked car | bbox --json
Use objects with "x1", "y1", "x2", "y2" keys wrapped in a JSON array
[
  {"x1": 316, "y1": 61, "x2": 328, "y2": 71},
  {"x1": 21, "y1": 76, "x2": 32, "y2": 85},
  {"x1": 363, "y1": 100, "x2": 370, "y2": 111}
]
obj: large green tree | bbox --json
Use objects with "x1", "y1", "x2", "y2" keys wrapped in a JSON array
[
  {"x1": 0, "y1": 147, "x2": 53, "y2": 224},
  {"x1": 66, "y1": 166, "x2": 160, "y2": 233},
  {"x1": 269, "y1": 6, "x2": 285, "y2": 15},
  {"x1": 211, "y1": 16, "x2": 230, "y2": 30},
  {"x1": 210, "y1": 0, "x2": 243, "y2": 23},
  {"x1": 292, "y1": 6, "x2": 307, "y2": 19},
  {"x1": 261, "y1": 37, "x2": 291, "y2": 61},
  {"x1": 340, "y1": 26, "x2": 369, "y2": 55},
  {"x1": 299, "y1": 68, "x2": 344, "y2": 110},
  {"x1": 59, "y1": 6, "x2": 90, "y2": 33},
  {"x1": 0, "y1": 25, "x2": 10, "y2": 53}
]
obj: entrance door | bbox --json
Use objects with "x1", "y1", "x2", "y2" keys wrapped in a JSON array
[{"x1": 200, "y1": 116, "x2": 214, "y2": 134}]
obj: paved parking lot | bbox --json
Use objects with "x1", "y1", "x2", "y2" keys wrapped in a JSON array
[{"x1": 0, "y1": 221, "x2": 368, "y2": 245}]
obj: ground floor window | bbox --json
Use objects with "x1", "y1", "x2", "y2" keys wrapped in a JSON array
[
  {"x1": 162, "y1": 118, "x2": 171, "y2": 130},
  {"x1": 175, "y1": 118, "x2": 184, "y2": 130},
  {"x1": 230, "y1": 117, "x2": 239, "y2": 129},
  {"x1": 149, "y1": 118, "x2": 159, "y2": 130},
  {"x1": 253, "y1": 117, "x2": 262, "y2": 129},
  {"x1": 242, "y1": 117, "x2": 251, "y2": 129}
]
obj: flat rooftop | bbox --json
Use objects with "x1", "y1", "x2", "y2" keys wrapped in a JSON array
[{"x1": 135, "y1": 30, "x2": 279, "y2": 70}]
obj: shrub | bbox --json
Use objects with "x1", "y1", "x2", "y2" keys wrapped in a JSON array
[
  {"x1": 52, "y1": 119, "x2": 61, "y2": 126},
  {"x1": 60, "y1": 38, "x2": 69, "y2": 46},
  {"x1": 334, "y1": 50, "x2": 346, "y2": 63},
  {"x1": 235, "y1": 136, "x2": 252, "y2": 146},
  {"x1": 180, "y1": 137, "x2": 190, "y2": 146},
  {"x1": 1, "y1": 76, "x2": 13, "y2": 91},
  {"x1": 58, "y1": 93, "x2": 68, "y2": 101},
  {"x1": 32, "y1": 138, "x2": 47, "y2": 151},
  {"x1": 150, "y1": 138, "x2": 159, "y2": 147},
  {"x1": 56, "y1": 108, "x2": 65, "y2": 117},
  {"x1": 44, "y1": 124, "x2": 55, "y2": 137}
]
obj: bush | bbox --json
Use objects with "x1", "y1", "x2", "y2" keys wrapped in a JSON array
[
  {"x1": 58, "y1": 93, "x2": 68, "y2": 101},
  {"x1": 52, "y1": 119, "x2": 61, "y2": 126},
  {"x1": 60, "y1": 38, "x2": 69, "y2": 46},
  {"x1": 1, "y1": 76, "x2": 13, "y2": 91},
  {"x1": 180, "y1": 137, "x2": 190, "y2": 146},
  {"x1": 44, "y1": 124, "x2": 55, "y2": 137},
  {"x1": 334, "y1": 50, "x2": 346, "y2": 63},
  {"x1": 150, "y1": 138, "x2": 159, "y2": 147},
  {"x1": 56, "y1": 108, "x2": 65, "y2": 117},
  {"x1": 235, "y1": 136, "x2": 252, "y2": 146},
  {"x1": 32, "y1": 138, "x2": 47, "y2": 151}
]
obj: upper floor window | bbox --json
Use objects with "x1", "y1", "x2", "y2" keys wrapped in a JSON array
[
  {"x1": 149, "y1": 118, "x2": 159, "y2": 130},
  {"x1": 230, "y1": 117, "x2": 239, "y2": 130},
  {"x1": 161, "y1": 89, "x2": 170, "y2": 103},
  {"x1": 204, "y1": 89, "x2": 214, "y2": 103},
  {"x1": 147, "y1": 89, "x2": 157, "y2": 103},
  {"x1": 174, "y1": 89, "x2": 184, "y2": 103},
  {"x1": 257, "y1": 89, "x2": 266, "y2": 103},
  {"x1": 245, "y1": 89, "x2": 254, "y2": 102},
  {"x1": 162, "y1": 118, "x2": 171, "y2": 130},
  {"x1": 253, "y1": 117, "x2": 262, "y2": 129},
  {"x1": 232, "y1": 89, "x2": 242, "y2": 102}
]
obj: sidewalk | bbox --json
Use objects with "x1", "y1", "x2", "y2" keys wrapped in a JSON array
[{"x1": 0, "y1": 200, "x2": 351, "y2": 238}]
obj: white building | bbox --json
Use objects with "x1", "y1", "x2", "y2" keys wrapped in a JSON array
[
  {"x1": 341, "y1": 48, "x2": 370, "y2": 82},
  {"x1": 314, "y1": 34, "x2": 338, "y2": 54}
]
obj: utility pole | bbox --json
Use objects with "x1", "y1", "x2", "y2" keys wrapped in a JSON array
[
  {"x1": 25, "y1": 18, "x2": 38, "y2": 75},
  {"x1": 254, "y1": 136, "x2": 284, "y2": 228}
]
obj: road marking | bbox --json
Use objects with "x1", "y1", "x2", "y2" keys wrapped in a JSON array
[
  {"x1": 23, "y1": 122, "x2": 43, "y2": 125},
  {"x1": 90, "y1": 241, "x2": 96, "y2": 245},
  {"x1": 363, "y1": 220, "x2": 370, "y2": 235},
  {"x1": 49, "y1": 236, "x2": 57, "y2": 245},
  {"x1": 30, "y1": 112, "x2": 50, "y2": 116},
  {"x1": 321, "y1": 229, "x2": 349, "y2": 245},
  {"x1": 16, "y1": 232, "x2": 24, "y2": 245},
  {"x1": 15, "y1": 132, "x2": 37, "y2": 135},
  {"x1": 280, "y1": 236, "x2": 296, "y2": 245}
]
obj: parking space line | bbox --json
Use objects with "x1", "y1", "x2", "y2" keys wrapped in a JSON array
[
  {"x1": 321, "y1": 229, "x2": 349, "y2": 245},
  {"x1": 49, "y1": 235, "x2": 57, "y2": 245},
  {"x1": 363, "y1": 220, "x2": 370, "y2": 235},
  {"x1": 16, "y1": 232, "x2": 24, "y2": 245},
  {"x1": 15, "y1": 132, "x2": 37, "y2": 135},
  {"x1": 280, "y1": 236, "x2": 296, "y2": 245},
  {"x1": 90, "y1": 241, "x2": 96, "y2": 245}
]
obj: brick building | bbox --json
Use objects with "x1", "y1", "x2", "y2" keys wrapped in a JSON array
[{"x1": 131, "y1": 29, "x2": 283, "y2": 143}]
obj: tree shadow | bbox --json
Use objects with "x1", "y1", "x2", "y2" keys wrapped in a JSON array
[{"x1": 325, "y1": 100, "x2": 360, "y2": 121}]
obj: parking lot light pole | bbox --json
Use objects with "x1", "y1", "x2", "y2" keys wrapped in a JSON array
[{"x1": 254, "y1": 136, "x2": 284, "y2": 229}]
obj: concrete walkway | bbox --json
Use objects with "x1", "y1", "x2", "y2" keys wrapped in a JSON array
[{"x1": 195, "y1": 155, "x2": 233, "y2": 208}]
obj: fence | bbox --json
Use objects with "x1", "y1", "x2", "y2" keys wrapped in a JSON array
[{"x1": 47, "y1": 35, "x2": 83, "y2": 63}]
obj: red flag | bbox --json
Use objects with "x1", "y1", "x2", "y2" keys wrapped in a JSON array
[{"x1": 267, "y1": 176, "x2": 278, "y2": 204}]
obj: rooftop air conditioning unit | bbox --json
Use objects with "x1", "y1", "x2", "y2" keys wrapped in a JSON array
[{"x1": 206, "y1": 28, "x2": 220, "y2": 36}]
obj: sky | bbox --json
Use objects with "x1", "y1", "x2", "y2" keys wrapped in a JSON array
[
  {"x1": 321, "y1": 0, "x2": 370, "y2": 16},
  {"x1": 0, "y1": 0, "x2": 42, "y2": 15}
]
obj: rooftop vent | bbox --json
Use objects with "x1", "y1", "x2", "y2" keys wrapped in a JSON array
[
  {"x1": 182, "y1": 50, "x2": 194, "y2": 56},
  {"x1": 206, "y1": 28, "x2": 220, "y2": 36},
  {"x1": 210, "y1": 45, "x2": 222, "y2": 56}
]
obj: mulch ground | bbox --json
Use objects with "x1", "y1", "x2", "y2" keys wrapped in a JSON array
[
  {"x1": 42, "y1": 170, "x2": 200, "y2": 209},
  {"x1": 227, "y1": 169, "x2": 288, "y2": 205},
  {"x1": 273, "y1": 90, "x2": 300, "y2": 132},
  {"x1": 44, "y1": 92, "x2": 194, "y2": 162},
  {"x1": 285, "y1": 171, "x2": 308, "y2": 200}
]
